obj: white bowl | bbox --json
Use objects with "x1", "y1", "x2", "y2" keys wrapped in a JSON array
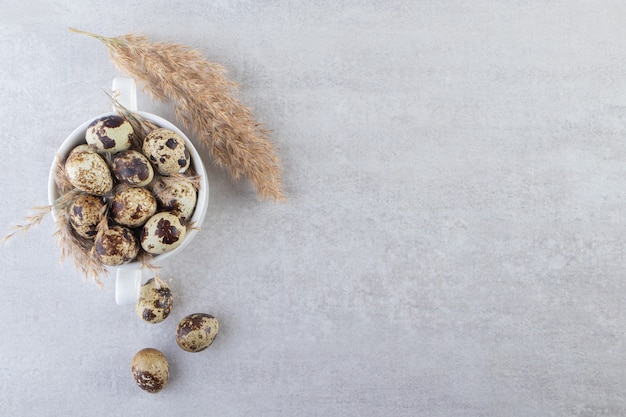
[{"x1": 48, "y1": 93, "x2": 208, "y2": 305}]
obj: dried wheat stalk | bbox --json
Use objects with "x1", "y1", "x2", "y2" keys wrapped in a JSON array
[
  {"x1": 70, "y1": 27, "x2": 285, "y2": 201},
  {"x1": 3, "y1": 206, "x2": 52, "y2": 244},
  {"x1": 3, "y1": 162, "x2": 109, "y2": 284},
  {"x1": 157, "y1": 172, "x2": 202, "y2": 191},
  {"x1": 137, "y1": 251, "x2": 161, "y2": 277},
  {"x1": 54, "y1": 155, "x2": 74, "y2": 195},
  {"x1": 3, "y1": 189, "x2": 82, "y2": 244},
  {"x1": 55, "y1": 213, "x2": 107, "y2": 286}
]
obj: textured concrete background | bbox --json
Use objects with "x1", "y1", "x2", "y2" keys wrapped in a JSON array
[{"x1": 2, "y1": 1, "x2": 626, "y2": 416}]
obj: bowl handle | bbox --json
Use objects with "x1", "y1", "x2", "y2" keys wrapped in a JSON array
[
  {"x1": 112, "y1": 77, "x2": 137, "y2": 112},
  {"x1": 115, "y1": 268, "x2": 142, "y2": 305}
]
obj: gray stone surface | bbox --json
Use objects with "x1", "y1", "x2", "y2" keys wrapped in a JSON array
[{"x1": 2, "y1": 1, "x2": 626, "y2": 416}]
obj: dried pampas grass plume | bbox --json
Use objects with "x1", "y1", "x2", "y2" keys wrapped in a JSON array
[
  {"x1": 4, "y1": 186, "x2": 108, "y2": 285},
  {"x1": 69, "y1": 27, "x2": 285, "y2": 202},
  {"x1": 3, "y1": 206, "x2": 51, "y2": 244},
  {"x1": 56, "y1": 212, "x2": 107, "y2": 287}
]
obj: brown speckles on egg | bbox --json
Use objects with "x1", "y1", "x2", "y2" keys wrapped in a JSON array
[
  {"x1": 94, "y1": 226, "x2": 139, "y2": 266},
  {"x1": 110, "y1": 200, "x2": 124, "y2": 214},
  {"x1": 100, "y1": 115, "x2": 125, "y2": 129},
  {"x1": 112, "y1": 150, "x2": 154, "y2": 187},
  {"x1": 135, "y1": 278, "x2": 173, "y2": 323},
  {"x1": 142, "y1": 128, "x2": 190, "y2": 175},
  {"x1": 155, "y1": 218, "x2": 179, "y2": 245},
  {"x1": 68, "y1": 194, "x2": 105, "y2": 239},
  {"x1": 64, "y1": 147, "x2": 113, "y2": 196},
  {"x1": 131, "y1": 348, "x2": 169, "y2": 393},
  {"x1": 143, "y1": 309, "x2": 156, "y2": 321},
  {"x1": 85, "y1": 115, "x2": 134, "y2": 154},
  {"x1": 72, "y1": 206, "x2": 83, "y2": 219},
  {"x1": 176, "y1": 313, "x2": 219, "y2": 352},
  {"x1": 140, "y1": 212, "x2": 186, "y2": 254},
  {"x1": 110, "y1": 187, "x2": 157, "y2": 228},
  {"x1": 165, "y1": 138, "x2": 178, "y2": 149}
]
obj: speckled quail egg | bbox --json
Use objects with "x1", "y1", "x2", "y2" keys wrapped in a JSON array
[
  {"x1": 151, "y1": 177, "x2": 197, "y2": 223},
  {"x1": 85, "y1": 115, "x2": 134, "y2": 154},
  {"x1": 64, "y1": 146, "x2": 113, "y2": 196},
  {"x1": 112, "y1": 150, "x2": 154, "y2": 187},
  {"x1": 142, "y1": 128, "x2": 190, "y2": 175},
  {"x1": 110, "y1": 187, "x2": 157, "y2": 228},
  {"x1": 131, "y1": 348, "x2": 169, "y2": 393},
  {"x1": 140, "y1": 212, "x2": 187, "y2": 255},
  {"x1": 68, "y1": 194, "x2": 105, "y2": 239},
  {"x1": 135, "y1": 278, "x2": 173, "y2": 323},
  {"x1": 175, "y1": 313, "x2": 219, "y2": 352},
  {"x1": 94, "y1": 225, "x2": 139, "y2": 266}
]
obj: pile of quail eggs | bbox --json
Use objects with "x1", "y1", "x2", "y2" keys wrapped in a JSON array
[
  {"x1": 131, "y1": 278, "x2": 219, "y2": 394},
  {"x1": 61, "y1": 114, "x2": 220, "y2": 394},
  {"x1": 62, "y1": 114, "x2": 198, "y2": 265},
  {"x1": 131, "y1": 278, "x2": 220, "y2": 393},
  {"x1": 60, "y1": 113, "x2": 221, "y2": 394},
  {"x1": 133, "y1": 282, "x2": 219, "y2": 393}
]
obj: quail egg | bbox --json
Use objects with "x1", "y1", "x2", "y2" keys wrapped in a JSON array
[
  {"x1": 110, "y1": 187, "x2": 157, "y2": 228},
  {"x1": 94, "y1": 225, "x2": 139, "y2": 266},
  {"x1": 68, "y1": 194, "x2": 105, "y2": 239},
  {"x1": 85, "y1": 115, "x2": 134, "y2": 154},
  {"x1": 140, "y1": 212, "x2": 186, "y2": 255},
  {"x1": 135, "y1": 278, "x2": 173, "y2": 323},
  {"x1": 151, "y1": 177, "x2": 197, "y2": 223},
  {"x1": 175, "y1": 313, "x2": 219, "y2": 352},
  {"x1": 64, "y1": 146, "x2": 113, "y2": 196},
  {"x1": 112, "y1": 150, "x2": 154, "y2": 187},
  {"x1": 142, "y1": 128, "x2": 190, "y2": 175},
  {"x1": 131, "y1": 348, "x2": 169, "y2": 393}
]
